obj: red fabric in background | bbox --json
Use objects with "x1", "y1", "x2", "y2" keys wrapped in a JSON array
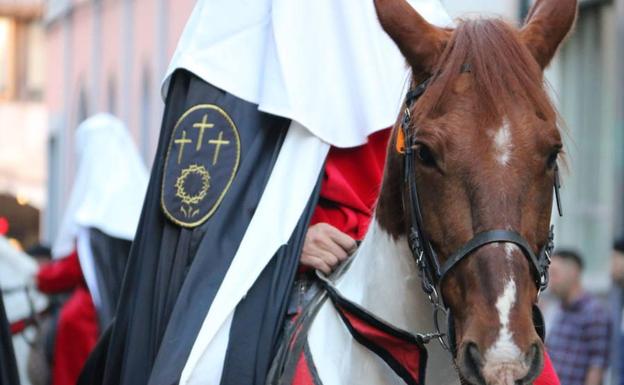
[
  {"x1": 539, "y1": 353, "x2": 561, "y2": 385},
  {"x1": 306, "y1": 128, "x2": 560, "y2": 385},
  {"x1": 37, "y1": 250, "x2": 84, "y2": 293},
  {"x1": 37, "y1": 251, "x2": 99, "y2": 385},
  {"x1": 52, "y1": 287, "x2": 98, "y2": 385}
]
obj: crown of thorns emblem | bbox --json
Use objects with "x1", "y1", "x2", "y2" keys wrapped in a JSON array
[{"x1": 175, "y1": 164, "x2": 210, "y2": 206}]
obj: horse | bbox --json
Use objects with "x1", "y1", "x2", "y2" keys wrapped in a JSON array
[
  {"x1": 269, "y1": 0, "x2": 577, "y2": 384},
  {"x1": 0, "y1": 237, "x2": 49, "y2": 385}
]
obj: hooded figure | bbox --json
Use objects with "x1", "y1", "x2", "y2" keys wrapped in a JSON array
[
  {"x1": 0, "y1": 235, "x2": 49, "y2": 385},
  {"x1": 79, "y1": 2, "x2": 565, "y2": 385},
  {"x1": 37, "y1": 113, "x2": 148, "y2": 385},
  {"x1": 79, "y1": 3, "x2": 453, "y2": 385}
]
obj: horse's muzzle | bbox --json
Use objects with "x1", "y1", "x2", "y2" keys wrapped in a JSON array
[{"x1": 457, "y1": 341, "x2": 543, "y2": 385}]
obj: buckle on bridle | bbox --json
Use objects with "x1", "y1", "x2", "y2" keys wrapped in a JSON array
[
  {"x1": 396, "y1": 108, "x2": 412, "y2": 155},
  {"x1": 538, "y1": 225, "x2": 556, "y2": 292},
  {"x1": 403, "y1": 107, "x2": 411, "y2": 125}
]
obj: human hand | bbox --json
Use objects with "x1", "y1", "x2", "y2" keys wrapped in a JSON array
[{"x1": 300, "y1": 223, "x2": 357, "y2": 275}]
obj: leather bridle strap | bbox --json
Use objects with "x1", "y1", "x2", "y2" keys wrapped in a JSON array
[{"x1": 439, "y1": 230, "x2": 549, "y2": 289}]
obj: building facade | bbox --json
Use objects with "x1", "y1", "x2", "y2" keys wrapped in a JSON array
[
  {"x1": 44, "y1": 0, "x2": 195, "y2": 241},
  {"x1": 543, "y1": 0, "x2": 624, "y2": 289},
  {"x1": 0, "y1": 0, "x2": 47, "y2": 250}
]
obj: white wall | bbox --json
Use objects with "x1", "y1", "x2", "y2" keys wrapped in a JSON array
[{"x1": 442, "y1": 0, "x2": 520, "y2": 21}]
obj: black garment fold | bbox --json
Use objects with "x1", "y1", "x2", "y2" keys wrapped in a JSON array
[
  {"x1": 0, "y1": 291, "x2": 19, "y2": 385},
  {"x1": 87, "y1": 228, "x2": 132, "y2": 329},
  {"x1": 219, "y1": 175, "x2": 321, "y2": 385}
]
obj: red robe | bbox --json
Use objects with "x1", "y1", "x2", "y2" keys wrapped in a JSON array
[
  {"x1": 309, "y1": 128, "x2": 560, "y2": 385},
  {"x1": 37, "y1": 250, "x2": 99, "y2": 385}
]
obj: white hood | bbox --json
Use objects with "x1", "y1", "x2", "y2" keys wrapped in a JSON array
[
  {"x1": 52, "y1": 113, "x2": 149, "y2": 258},
  {"x1": 163, "y1": 0, "x2": 453, "y2": 148}
]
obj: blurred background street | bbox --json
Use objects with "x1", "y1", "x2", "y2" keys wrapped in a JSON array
[
  {"x1": 2, "y1": 0, "x2": 620, "y2": 287},
  {"x1": 0, "y1": 1, "x2": 623, "y2": 385}
]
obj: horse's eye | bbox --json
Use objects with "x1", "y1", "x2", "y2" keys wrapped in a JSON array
[
  {"x1": 416, "y1": 144, "x2": 437, "y2": 167},
  {"x1": 546, "y1": 146, "x2": 562, "y2": 170},
  {"x1": 547, "y1": 148, "x2": 561, "y2": 170}
]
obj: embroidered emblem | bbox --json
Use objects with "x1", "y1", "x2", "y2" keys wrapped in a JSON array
[
  {"x1": 175, "y1": 164, "x2": 210, "y2": 219},
  {"x1": 161, "y1": 105, "x2": 241, "y2": 227}
]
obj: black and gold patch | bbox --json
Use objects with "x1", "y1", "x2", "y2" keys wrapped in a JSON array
[{"x1": 161, "y1": 104, "x2": 241, "y2": 228}]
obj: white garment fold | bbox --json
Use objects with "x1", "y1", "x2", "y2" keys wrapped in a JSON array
[{"x1": 181, "y1": 121, "x2": 330, "y2": 384}]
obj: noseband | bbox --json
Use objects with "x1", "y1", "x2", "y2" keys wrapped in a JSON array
[{"x1": 399, "y1": 73, "x2": 562, "y2": 352}]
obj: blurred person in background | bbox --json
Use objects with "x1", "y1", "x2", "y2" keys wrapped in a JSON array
[
  {"x1": 36, "y1": 113, "x2": 148, "y2": 385},
  {"x1": 609, "y1": 239, "x2": 624, "y2": 385},
  {"x1": 547, "y1": 249, "x2": 611, "y2": 385},
  {"x1": 22, "y1": 244, "x2": 54, "y2": 385},
  {"x1": 1, "y1": 234, "x2": 49, "y2": 385}
]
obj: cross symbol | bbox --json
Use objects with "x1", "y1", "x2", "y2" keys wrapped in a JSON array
[
  {"x1": 192, "y1": 114, "x2": 214, "y2": 151},
  {"x1": 174, "y1": 130, "x2": 193, "y2": 164},
  {"x1": 209, "y1": 131, "x2": 230, "y2": 166}
]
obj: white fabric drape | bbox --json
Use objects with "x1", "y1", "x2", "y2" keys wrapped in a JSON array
[
  {"x1": 163, "y1": 0, "x2": 453, "y2": 148},
  {"x1": 52, "y1": 113, "x2": 148, "y2": 258}
]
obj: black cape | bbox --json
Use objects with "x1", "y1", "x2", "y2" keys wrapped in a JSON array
[
  {"x1": 87, "y1": 228, "x2": 132, "y2": 329},
  {"x1": 80, "y1": 70, "x2": 320, "y2": 385}
]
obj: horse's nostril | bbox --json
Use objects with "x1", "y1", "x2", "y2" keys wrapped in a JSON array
[
  {"x1": 458, "y1": 342, "x2": 486, "y2": 385},
  {"x1": 520, "y1": 343, "x2": 544, "y2": 385},
  {"x1": 524, "y1": 344, "x2": 538, "y2": 366},
  {"x1": 467, "y1": 343, "x2": 483, "y2": 370}
]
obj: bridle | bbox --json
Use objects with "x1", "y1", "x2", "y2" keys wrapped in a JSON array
[
  {"x1": 268, "y1": 74, "x2": 563, "y2": 385},
  {"x1": 398, "y1": 73, "x2": 562, "y2": 353}
]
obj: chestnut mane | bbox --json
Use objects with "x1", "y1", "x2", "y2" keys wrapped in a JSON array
[{"x1": 412, "y1": 19, "x2": 557, "y2": 128}]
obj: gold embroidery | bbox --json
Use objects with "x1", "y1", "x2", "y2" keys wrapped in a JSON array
[
  {"x1": 174, "y1": 130, "x2": 192, "y2": 164},
  {"x1": 192, "y1": 114, "x2": 214, "y2": 151},
  {"x1": 175, "y1": 164, "x2": 210, "y2": 205},
  {"x1": 208, "y1": 131, "x2": 231, "y2": 166},
  {"x1": 175, "y1": 163, "x2": 210, "y2": 219},
  {"x1": 161, "y1": 104, "x2": 241, "y2": 228}
]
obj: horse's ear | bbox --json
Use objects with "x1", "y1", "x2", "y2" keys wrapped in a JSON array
[
  {"x1": 520, "y1": 0, "x2": 578, "y2": 69},
  {"x1": 374, "y1": 0, "x2": 449, "y2": 74}
]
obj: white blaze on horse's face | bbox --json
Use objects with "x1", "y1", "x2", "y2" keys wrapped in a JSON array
[
  {"x1": 482, "y1": 277, "x2": 528, "y2": 385},
  {"x1": 504, "y1": 243, "x2": 517, "y2": 263},
  {"x1": 493, "y1": 119, "x2": 513, "y2": 167}
]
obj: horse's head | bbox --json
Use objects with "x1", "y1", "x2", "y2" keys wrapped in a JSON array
[{"x1": 375, "y1": 1, "x2": 577, "y2": 384}]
